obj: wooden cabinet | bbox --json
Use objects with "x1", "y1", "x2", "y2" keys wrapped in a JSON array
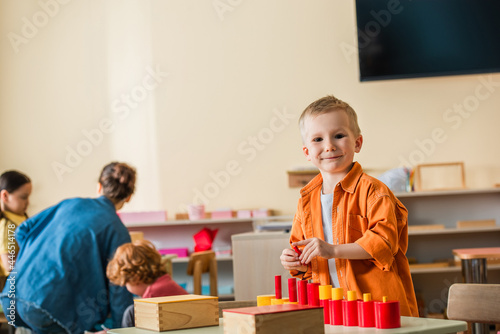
[
  {"x1": 231, "y1": 231, "x2": 291, "y2": 300},
  {"x1": 397, "y1": 188, "x2": 500, "y2": 315}
]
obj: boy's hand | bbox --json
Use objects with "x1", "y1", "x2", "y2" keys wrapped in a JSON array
[
  {"x1": 280, "y1": 248, "x2": 307, "y2": 272},
  {"x1": 293, "y1": 238, "x2": 334, "y2": 264}
]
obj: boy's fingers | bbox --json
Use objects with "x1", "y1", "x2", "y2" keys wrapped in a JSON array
[{"x1": 292, "y1": 239, "x2": 311, "y2": 246}]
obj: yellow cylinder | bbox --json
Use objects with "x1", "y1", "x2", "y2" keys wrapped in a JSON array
[
  {"x1": 319, "y1": 285, "x2": 332, "y2": 300},
  {"x1": 331, "y1": 287, "x2": 343, "y2": 301},
  {"x1": 257, "y1": 294, "x2": 274, "y2": 306},
  {"x1": 347, "y1": 290, "x2": 357, "y2": 301},
  {"x1": 383, "y1": 296, "x2": 388, "y2": 303},
  {"x1": 363, "y1": 293, "x2": 372, "y2": 302},
  {"x1": 271, "y1": 298, "x2": 284, "y2": 305}
]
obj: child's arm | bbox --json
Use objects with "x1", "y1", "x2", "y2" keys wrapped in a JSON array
[{"x1": 293, "y1": 238, "x2": 371, "y2": 265}]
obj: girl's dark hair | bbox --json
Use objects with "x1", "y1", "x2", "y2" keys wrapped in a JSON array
[
  {"x1": 99, "y1": 162, "x2": 136, "y2": 203},
  {"x1": 0, "y1": 170, "x2": 31, "y2": 219},
  {"x1": 0, "y1": 170, "x2": 31, "y2": 193}
]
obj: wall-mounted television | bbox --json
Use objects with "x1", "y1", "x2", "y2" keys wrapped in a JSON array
[{"x1": 355, "y1": 0, "x2": 500, "y2": 81}]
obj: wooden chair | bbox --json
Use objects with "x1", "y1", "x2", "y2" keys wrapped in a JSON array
[
  {"x1": 161, "y1": 254, "x2": 177, "y2": 276},
  {"x1": 187, "y1": 250, "x2": 218, "y2": 296},
  {"x1": 218, "y1": 300, "x2": 257, "y2": 318},
  {"x1": 447, "y1": 283, "x2": 500, "y2": 334}
]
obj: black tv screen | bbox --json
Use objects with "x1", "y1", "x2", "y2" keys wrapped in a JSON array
[{"x1": 355, "y1": 0, "x2": 500, "y2": 81}]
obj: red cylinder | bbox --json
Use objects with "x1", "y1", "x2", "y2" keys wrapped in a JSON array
[
  {"x1": 288, "y1": 278, "x2": 297, "y2": 303},
  {"x1": 329, "y1": 299, "x2": 343, "y2": 325},
  {"x1": 320, "y1": 299, "x2": 331, "y2": 324},
  {"x1": 358, "y1": 300, "x2": 375, "y2": 327},
  {"x1": 275, "y1": 275, "x2": 282, "y2": 300},
  {"x1": 307, "y1": 283, "x2": 320, "y2": 306},
  {"x1": 298, "y1": 280, "x2": 308, "y2": 305},
  {"x1": 342, "y1": 300, "x2": 359, "y2": 326},
  {"x1": 375, "y1": 300, "x2": 401, "y2": 329}
]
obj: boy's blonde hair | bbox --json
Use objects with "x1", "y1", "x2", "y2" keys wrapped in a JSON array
[
  {"x1": 107, "y1": 240, "x2": 167, "y2": 286},
  {"x1": 299, "y1": 95, "x2": 361, "y2": 139}
]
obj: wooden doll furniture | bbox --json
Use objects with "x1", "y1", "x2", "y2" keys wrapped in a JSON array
[{"x1": 187, "y1": 250, "x2": 218, "y2": 296}]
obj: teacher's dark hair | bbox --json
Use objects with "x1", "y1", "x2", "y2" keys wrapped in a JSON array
[{"x1": 99, "y1": 162, "x2": 136, "y2": 203}]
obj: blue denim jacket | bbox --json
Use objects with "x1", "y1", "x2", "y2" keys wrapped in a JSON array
[{"x1": 1, "y1": 196, "x2": 133, "y2": 333}]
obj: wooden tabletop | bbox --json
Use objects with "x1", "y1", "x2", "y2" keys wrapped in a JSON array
[
  {"x1": 453, "y1": 247, "x2": 500, "y2": 260},
  {"x1": 108, "y1": 317, "x2": 467, "y2": 334}
]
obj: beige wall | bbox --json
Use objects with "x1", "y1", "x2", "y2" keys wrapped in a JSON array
[{"x1": 1, "y1": 0, "x2": 499, "y2": 216}]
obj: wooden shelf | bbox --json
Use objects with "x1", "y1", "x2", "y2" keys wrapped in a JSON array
[
  {"x1": 124, "y1": 217, "x2": 254, "y2": 228},
  {"x1": 410, "y1": 263, "x2": 500, "y2": 274},
  {"x1": 395, "y1": 187, "x2": 500, "y2": 198},
  {"x1": 409, "y1": 225, "x2": 500, "y2": 236},
  {"x1": 124, "y1": 215, "x2": 294, "y2": 228},
  {"x1": 171, "y1": 255, "x2": 233, "y2": 263}
]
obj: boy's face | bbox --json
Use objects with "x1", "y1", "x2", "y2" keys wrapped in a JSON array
[{"x1": 302, "y1": 110, "x2": 362, "y2": 179}]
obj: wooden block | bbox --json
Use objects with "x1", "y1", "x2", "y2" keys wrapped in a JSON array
[
  {"x1": 415, "y1": 162, "x2": 465, "y2": 191},
  {"x1": 129, "y1": 231, "x2": 144, "y2": 243},
  {"x1": 456, "y1": 219, "x2": 496, "y2": 228},
  {"x1": 134, "y1": 294, "x2": 218, "y2": 332},
  {"x1": 408, "y1": 224, "x2": 445, "y2": 231},
  {"x1": 409, "y1": 262, "x2": 450, "y2": 269},
  {"x1": 175, "y1": 213, "x2": 189, "y2": 220},
  {"x1": 223, "y1": 304, "x2": 324, "y2": 334},
  {"x1": 287, "y1": 170, "x2": 319, "y2": 188}
]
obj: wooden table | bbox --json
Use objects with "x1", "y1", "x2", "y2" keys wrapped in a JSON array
[
  {"x1": 452, "y1": 247, "x2": 500, "y2": 334},
  {"x1": 108, "y1": 317, "x2": 467, "y2": 334}
]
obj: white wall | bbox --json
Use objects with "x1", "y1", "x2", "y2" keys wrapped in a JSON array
[{"x1": 1, "y1": 0, "x2": 499, "y2": 217}]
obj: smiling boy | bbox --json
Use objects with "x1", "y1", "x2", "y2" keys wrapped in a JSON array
[{"x1": 280, "y1": 95, "x2": 418, "y2": 316}]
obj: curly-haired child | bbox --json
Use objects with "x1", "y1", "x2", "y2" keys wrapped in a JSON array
[{"x1": 107, "y1": 239, "x2": 188, "y2": 327}]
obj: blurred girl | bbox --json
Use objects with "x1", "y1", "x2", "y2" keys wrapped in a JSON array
[{"x1": 0, "y1": 170, "x2": 31, "y2": 280}]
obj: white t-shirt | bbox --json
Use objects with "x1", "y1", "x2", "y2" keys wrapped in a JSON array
[{"x1": 321, "y1": 192, "x2": 341, "y2": 288}]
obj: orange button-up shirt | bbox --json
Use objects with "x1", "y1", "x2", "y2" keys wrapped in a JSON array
[{"x1": 289, "y1": 162, "x2": 418, "y2": 317}]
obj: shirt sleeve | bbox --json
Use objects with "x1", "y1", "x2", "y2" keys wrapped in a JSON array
[
  {"x1": 109, "y1": 284, "x2": 133, "y2": 328},
  {"x1": 289, "y1": 199, "x2": 312, "y2": 280},
  {"x1": 16, "y1": 204, "x2": 59, "y2": 246},
  {"x1": 355, "y1": 195, "x2": 401, "y2": 271},
  {"x1": 0, "y1": 219, "x2": 9, "y2": 254}
]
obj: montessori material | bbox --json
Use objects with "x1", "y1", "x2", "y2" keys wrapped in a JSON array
[
  {"x1": 375, "y1": 296, "x2": 401, "y2": 329},
  {"x1": 358, "y1": 293, "x2": 375, "y2": 327},
  {"x1": 288, "y1": 278, "x2": 297, "y2": 303},
  {"x1": 274, "y1": 275, "x2": 282, "y2": 300},
  {"x1": 134, "y1": 294, "x2": 218, "y2": 331},
  {"x1": 298, "y1": 280, "x2": 308, "y2": 305},
  {"x1": 256, "y1": 294, "x2": 274, "y2": 306},
  {"x1": 308, "y1": 282, "x2": 320, "y2": 306},
  {"x1": 319, "y1": 285, "x2": 332, "y2": 324},
  {"x1": 342, "y1": 291, "x2": 359, "y2": 326},
  {"x1": 223, "y1": 304, "x2": 324, "y2": 334},
  {"x1": 269, "y1": 275, "x2": 400, "y2": 329},
  {"x1": 329, "y1": 288, "x2": 343, "y2": 326}
]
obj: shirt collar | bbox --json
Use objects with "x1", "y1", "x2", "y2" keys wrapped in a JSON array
[
  {"x1": 300, "y1": 162, "x2": 364, "y2": 196},
  {"x1": 339, "y1": 162, "x2": 363, "y2": 194},
  {"x1": 3, "y1": 211, "x2": 27, "y2": 224}
]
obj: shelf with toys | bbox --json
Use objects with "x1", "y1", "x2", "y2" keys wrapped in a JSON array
[
  {"x1": 394, "y1": 187, "x2": 500, "y2": 316},
  {"x1": 121, "y1": 210, "x2": 293, "y2": 300}
]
